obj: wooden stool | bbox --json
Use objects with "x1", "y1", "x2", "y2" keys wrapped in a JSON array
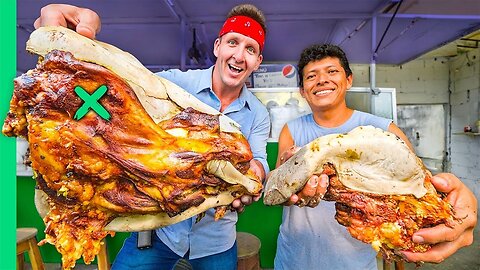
[
  {"x1": 236, "y1": 232, "x2": 261, "y2": 270},
  {"x1": 34, "y1": 189, "x2": 109, "y2": 269},
  {"x1": 17, "y1": 228, "x2": 44, "y2": 270},
  {"x1": 377, "y1": 253, "x2": 405, "y2": 270},
  {"x1": 383, "y1": 260, "x2": 405, "y2": 270},
  {"x1": 97, "y1": 240, "x2": 110, "y2": 270}
]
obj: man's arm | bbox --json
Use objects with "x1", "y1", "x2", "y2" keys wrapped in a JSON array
[
  {"x1": 247, "y1": 111, "x2": 271, "y2": 181},
  {"x1": 387, "y1": 122, "x2": 415, "y2": 151},
  {"x1": 231, "y1": 111, "x2": 270, "y2": 211},
  {"x1": 276, "y1": 124, "x2": 295, "y2": 167},
  {"x1": 272, "y1": 124, "x2": 328, "y2": 207}
]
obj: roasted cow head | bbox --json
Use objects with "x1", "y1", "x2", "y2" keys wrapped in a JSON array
[
  {"x1": 4, "y1": 27, "x2": 262, "y2": 269},
  {"x1": 264, "y1": 126, "x2": 455, "y2": 261}
]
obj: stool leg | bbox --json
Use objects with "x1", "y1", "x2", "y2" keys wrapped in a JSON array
[
  {"x1": 382, "y1": 258, "x2": 391, "y2": 270},
  {"x1": 394, "y1": 261, "x2": 405, "y2": 270},
  {"x1": 97, "y1": 241, "x2": 110, "y2": 270},
  {"x1": 27, "y1": 238, "x2": 45, "y2": 270},
  {"x1": 17, "y1": 253, "x2": 25, "y2": 270}
]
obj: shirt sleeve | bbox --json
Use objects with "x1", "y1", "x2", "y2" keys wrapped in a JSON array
[
  {"x1": 155, "y1": 70, "x2": 179, "y2": 84},
  {"x1": 248, "y1": 111, "x2": 271, "y2": 176}
]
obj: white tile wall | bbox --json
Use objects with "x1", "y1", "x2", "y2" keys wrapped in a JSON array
[
  {"x1": 351, "y1": 48, "x2": 480, "y2": 201},
  {"x1": 449, "y1": 48, "x2": 480, "y2": 194}
]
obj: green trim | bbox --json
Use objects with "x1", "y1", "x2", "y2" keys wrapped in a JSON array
[
  {"x1": 0, "y1": 1, "x2": 17, "y2": 269},
  {"x1": 74, "y1": 85, "x2": 111, "y2": 120}
]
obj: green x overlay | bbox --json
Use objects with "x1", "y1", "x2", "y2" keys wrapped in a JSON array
[{"x1": 74, "y1": 85, "x2": 111, "y2": 121}]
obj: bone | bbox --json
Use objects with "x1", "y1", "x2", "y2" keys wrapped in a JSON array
[
  {"x1": 206, "y1": 160, "x2": 262, "y2": 194},
  {"x1": 264, "y1": 126, "x2": 428, "y2": 205}
]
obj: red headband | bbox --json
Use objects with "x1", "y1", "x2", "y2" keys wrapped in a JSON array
[{"x1": 218, "y1": 15, "x2": 265, "y2": 52}]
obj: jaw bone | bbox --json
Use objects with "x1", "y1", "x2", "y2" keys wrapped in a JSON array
[{"x1": 264, "y1": 126, "x2": 427, "y2": 205}]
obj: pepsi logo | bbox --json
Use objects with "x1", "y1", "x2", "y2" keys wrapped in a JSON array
[{"x1": 282, "y1": 64, "x2": 297, "y2": 78}]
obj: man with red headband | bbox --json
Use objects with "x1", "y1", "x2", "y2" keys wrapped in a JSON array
[{"x1": 33, "y1": 3, "x2": 269, "y2": 270}]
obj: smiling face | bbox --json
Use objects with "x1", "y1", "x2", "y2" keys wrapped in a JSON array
[
  {"x1": 300, "y1": 57, "x2": 352, "y2": 112},
  {"x1": 212, "y1": 32, "x2": 263, "y2": 92}
]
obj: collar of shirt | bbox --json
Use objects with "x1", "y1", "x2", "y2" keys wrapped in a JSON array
[{"x1": 194, "y1": 66, "x2": 251, "y2": 113}]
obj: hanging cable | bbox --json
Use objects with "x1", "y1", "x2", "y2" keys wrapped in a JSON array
[{"x1": 374, "y1": 0, "x2": 404, "y2": 58}]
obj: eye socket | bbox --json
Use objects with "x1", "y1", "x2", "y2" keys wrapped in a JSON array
[
  {"x1": 246, "y1": 46, "x2": 256, "y2": 55},
  {"x1": 227, "y1": 39, "x2": 237, "y2": 45},
  {"x1": 328, "y1": 69, "x2": 339, "y2": 74},
  {"x1": 304, "y1": 74, "x2": 315, "y2": 81}
]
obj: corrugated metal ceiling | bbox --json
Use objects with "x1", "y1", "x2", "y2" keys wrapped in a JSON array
[{"x1": 16, "y1": 0, "x2": 480, "y2": 72}]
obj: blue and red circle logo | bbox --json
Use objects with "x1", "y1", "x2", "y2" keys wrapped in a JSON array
[{"x1": 282, "y1": 64, "x2": 297, "y2": 78}]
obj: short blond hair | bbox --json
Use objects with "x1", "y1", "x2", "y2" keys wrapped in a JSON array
[{"x1": 227, "y1": 4, "x2": 267, "y2": 35}]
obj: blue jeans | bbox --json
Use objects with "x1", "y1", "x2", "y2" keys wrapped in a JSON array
[{"x1": 111, "y1": 232, "x2": 238, "y2": 270}]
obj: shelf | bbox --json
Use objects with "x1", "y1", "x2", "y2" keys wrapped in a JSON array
[
  {"x1": 453, "y1": 132, "x2": 480, "y2": 136},
  {"x1": 248, "y1": 87, "x2": 299, "y2": 93},
  {"x1": 17, "y1": 164, "x2": 33, "y2": 177}
]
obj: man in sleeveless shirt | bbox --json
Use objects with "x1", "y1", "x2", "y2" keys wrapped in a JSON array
[{"x1": 272, "y1": 44, "x2": 477, "y2": 270}]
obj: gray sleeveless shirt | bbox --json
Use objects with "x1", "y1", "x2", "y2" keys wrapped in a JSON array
[{"x1": 274, "y1": 110, "x2": 392, "y2": 270}]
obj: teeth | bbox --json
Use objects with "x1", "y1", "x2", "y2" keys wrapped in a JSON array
[
  {"x1": 314, "y1": 90, "x2": 334, "y2": 96},
  {"x1": 228, "y1": 64, "x2": 243, "y2": 73}
]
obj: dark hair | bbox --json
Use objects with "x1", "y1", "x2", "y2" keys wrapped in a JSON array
[
  {"x1": 227, "y1": 4, "x2": 267, "y2": 35},
  {"x1": 297, "y1": 44, "x2": 352, "y2": 87}
]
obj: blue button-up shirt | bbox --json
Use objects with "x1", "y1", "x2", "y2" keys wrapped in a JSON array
[{"x1": 154, "y1": 66, "x2": 270, "y2": 259}]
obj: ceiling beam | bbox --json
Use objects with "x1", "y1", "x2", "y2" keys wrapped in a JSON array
[
  {"x1": 17, "y1": 17, "x2": 179, "y2": 25},
  {"x1": 324, "y1": 19, "x2": 340, "y2": 44},
  {"x1": 189, "y1": 13, "x2": 374, "y2": 24},
  {"x1": 338, "y1": 20, "x2": 368, "y2": 46},
  {"x1": 163, "y1": 0, "x2": 212, "y2": 68},
  {"x1": 18, "y1": 14, "x2": 480, "y2": 25},
  {"x1": 372, "y1": 0, "x2": 399, "y2": 15},
  {"x1": 378, "y1": 14, "x2": 480, "y2": 20}
]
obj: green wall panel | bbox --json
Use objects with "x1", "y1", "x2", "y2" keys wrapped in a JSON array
[
  {"x1": 236, "y1": 142, "x2": 282, "y2": 268},
  {"x1": 236, "y1": 202, "x2": 282, "y2": 269},
  {"x1": 1, "y1": 1, "x2": 16, "y2": 268}
]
